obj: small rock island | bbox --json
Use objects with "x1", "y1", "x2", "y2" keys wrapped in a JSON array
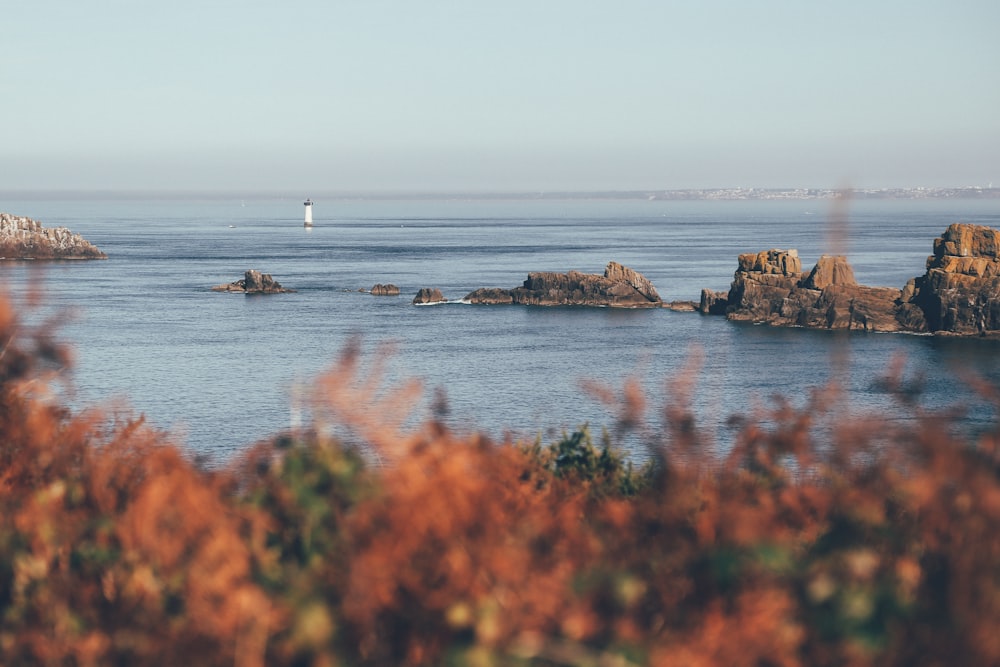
[
  {"x1": 212, "y1": 270, "x2": 294, "y2": 294},
  {"x1": 0, "y1": 212, "x2": 106, "y2": 260},
  {"x1": 371, "y1": 284, "x2": 400, "y2": 296},
  {"x1": 413, "y1": 288, "x2": 447, "y2": 304},
  {"x1": 465, "y1": 261, "x2": 662, "y2": 308},
  {"x1": 701, "y1": 222, "x2": 1000, "y2": 336}
]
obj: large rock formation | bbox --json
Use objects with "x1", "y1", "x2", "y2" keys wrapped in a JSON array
[
  {"x1": 465, "y1": 261, "x2": 662, "y2": 308},
  {"x1": 212, "y1": 270, "x2": 294, "y2": 294},
  {"x1": 907, "y1": 223, "x2": 1000, "y2": 334},
  {"x1": 723, "y1": 249, "x2": 805, "y2": 323},
  {"x1": 713, "y1": 250, "x2": 917, "y2": 333},
  {"x1": 0, "y1": 212, "x2": 106, "y2": 259},
  {"x1": 705, "y1": 223, "x2": 1000, "y2": 336}
]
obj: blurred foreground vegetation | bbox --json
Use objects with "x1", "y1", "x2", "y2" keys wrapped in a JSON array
[{"x1": 2, "y1": 292, "x2": 1000, "y2": 666}]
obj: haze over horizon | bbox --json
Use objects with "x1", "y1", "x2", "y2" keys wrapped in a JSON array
[{"x1": 3, "y1": 1, "x2": 998, "y2": 194}]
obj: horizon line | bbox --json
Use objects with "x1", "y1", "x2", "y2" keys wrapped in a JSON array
[{"x1": 2, "y1": 185, "x2": 999, "y2": 202}]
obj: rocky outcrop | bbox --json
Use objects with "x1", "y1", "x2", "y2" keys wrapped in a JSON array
[
  {"x1": 603, "y1": 261, "x2": 661, "y2": 302},
  {"x1": 709, "y1": 223, "x2": 1000, "y2": 336},
  {"x1": 464, "y1": 287, "x2": 513, "y2": 305},
  {"x1": 907, "y1": 223, "x2": 1000, "y2": 334},
  {"x1": 413, "y1": 288, "x2": 447, "y2": 304},
  {"x1": 464, "y1": 262, "x2": 662, "y2": 308},
  {"x1": 371, "y1": 284, "x2": 400, "y2": 296},
  {"x1": 725, "y1": 249, "x2": 804, "y2": 323},
  {"x1": 699, "y1": 289, "x2": 728, "y2": 315},
  {"x1": 719, "y1": 250, "x2": 916, "y2": 333},
  {"x1": 0, "y1": 212, "x2": 106, "y2": 259},
  {"x1": 212, "y1": 270, "x2": 294, "y2": 294},
  {"x1": 801, "y1": 255, "x2": 857, "y2": 290}
]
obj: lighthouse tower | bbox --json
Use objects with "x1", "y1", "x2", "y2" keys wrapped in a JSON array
[{"x1": 303, "y1": 198, "x2": 314, "y2": 227}]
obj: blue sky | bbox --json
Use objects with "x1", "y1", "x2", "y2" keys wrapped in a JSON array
[{"x1": 3, "y1": 1, "x2": 998, "y2": 193}]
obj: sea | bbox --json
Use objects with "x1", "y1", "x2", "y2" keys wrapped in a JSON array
[{"x1": 2, "y1": 194, "x2": 1000, "y2": 465}]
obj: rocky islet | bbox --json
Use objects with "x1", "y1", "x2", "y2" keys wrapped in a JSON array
[
  {"x1": 702, "y1": 222, "x2": 1000, "y2": 336},
  {"x1": 371, "y1": 283, "x2": 400, "y2": 296},
  {"x1": 212, "y1": 269, "x2": 294, "y2": 294},
  {"x1": 412, "y1": 287, "x2": 447, "y2": 305},
  {"x1": 464, "y1": 261, "x2": 662, "y2": 308},
  {"x1": 0, "y1": 212, "x2": 106, "y2": 260}
]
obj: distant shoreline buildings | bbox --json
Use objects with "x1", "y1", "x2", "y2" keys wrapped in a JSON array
[{"x1": 519, "y1": 186, "x2": 1000, "y2": 201}]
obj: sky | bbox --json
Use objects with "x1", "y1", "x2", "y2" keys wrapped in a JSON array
[{"x1": 2, "y1": 0, "x2": 998, "y2": 193}]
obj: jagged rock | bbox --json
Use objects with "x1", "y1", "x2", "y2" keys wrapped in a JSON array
[
  {"x1": 801, "y1": 255, "x2": 857, "y2": 290},
  {"x1": 722, "y1": 249, "x2": 911, "y2": 332},
  {"x1": 737, "y1": 249, "x2": 802, "y2": 275},
  {"x1": 413, "y1": 288, "x2": 447, "y2": 304},
  {"x1": 464, "y1": 262, "x2": 662, "y2": 308},
  {"x1": 603, "y1": 261, "x2": 661, "y2": 302},
  {"x1": 212, "y1": 270, "x2": 294, "y2": 294},
  {"x1": 0, "y1": 212, "x2": 106, "y2": 259},
  {"x1": 932, "y1": 223, "x2": 1000, "y2": 260},
  {"x1": 371, "y1": 284, "x2": 400, "y2": 296},
  {"x1": 908, "y1": 223, "x2": 1000, "y2": 334},
  {"x1": 699, "y1": 289, "x2": 729, "y2": 315},
  {"x1": 463, "y1": 287, "x2": 513, "y2": 305},
  {"x1": 727, "y1": 249, "x2": 803, "y2": 323},
  {"x1": 715, "y1": 223, "x2": 1000, "y2": 335}
]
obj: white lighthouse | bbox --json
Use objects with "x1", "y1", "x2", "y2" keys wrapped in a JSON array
[{"x1": 303, "y1": 198, "x2": 314, "y2": 227}]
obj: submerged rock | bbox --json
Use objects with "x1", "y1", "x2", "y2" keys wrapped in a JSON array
[
  {"x1": 0, "y1": 212, "x2": 106, "y2": 259},
  {"x1": 465, "y1": 262, "x2": 662, "y2": 308},
  {"x1": 665, "y1": 300, "x2": 698, "y2": 312},
  {"x1": 212, "y1": 270, "x2": 294, "y2": 294}
]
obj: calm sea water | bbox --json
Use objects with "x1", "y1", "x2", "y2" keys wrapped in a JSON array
[{"x1": 3, "y1": 195, "x2": 1000, "y2": 463}]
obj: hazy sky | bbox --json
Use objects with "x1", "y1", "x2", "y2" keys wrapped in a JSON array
[{"x1": 3, "y1": 1, "x2": 998, "y2": 193}]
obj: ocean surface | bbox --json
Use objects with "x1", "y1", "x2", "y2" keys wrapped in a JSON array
[{"x1": 3, "y1": 195, "x2": 1000, "y2": 464}]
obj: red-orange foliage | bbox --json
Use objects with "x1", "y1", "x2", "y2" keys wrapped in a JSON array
[{"x1": 2, "y1": 289, "x2": 1000, "y2": 666}]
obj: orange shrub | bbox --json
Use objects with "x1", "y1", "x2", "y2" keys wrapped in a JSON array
[{"x1": 1, "y1": 290, "x2": 999, "y2": 666}]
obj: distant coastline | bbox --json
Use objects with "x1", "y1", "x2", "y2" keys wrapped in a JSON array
[
  {"x1": 2, "y1": 186, "x2": 998, "y2": 202},
  {"x1": 497, "y1": 186, "x2": 1000, "y2": 202}
]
